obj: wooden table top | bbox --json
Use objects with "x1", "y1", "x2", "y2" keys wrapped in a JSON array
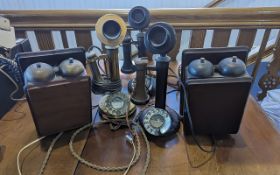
[{"x1": 1, "y1": 62, "x2": 280, "y2": 175}]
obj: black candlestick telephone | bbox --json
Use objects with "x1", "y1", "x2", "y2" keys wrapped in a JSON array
[{"x1": 137, "y1": 22, "x2": 180, "y2": 137}]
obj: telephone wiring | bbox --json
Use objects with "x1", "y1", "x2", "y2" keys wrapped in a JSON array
[
  {"x1": 0, "y1": 55, "x2": 26, "y2": 101},
  {"x1": 168, "y1": 67, "x2": 216, "y2": 153}
]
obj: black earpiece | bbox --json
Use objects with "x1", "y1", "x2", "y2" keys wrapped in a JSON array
[
  {"x1": 144, "y1": 22, "x2": 176, "y2": 55},
  {"x1": 128, "y1": 6, "x2": 150, "y2": 30}
]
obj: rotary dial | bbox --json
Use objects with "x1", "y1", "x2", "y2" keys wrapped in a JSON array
[{"x1": 143, "y1": 108, "x2": 171, "y2": 136}]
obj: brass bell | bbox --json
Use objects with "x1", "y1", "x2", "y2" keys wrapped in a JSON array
[
  {"x1": 188, "y1": 57, "x2": 214, "y2": 78},
  {"x1": 218, "y1": 56, "x2": 246, "y2": 77},
  {"x1": 59, "y1": 58, "x2": 85, "y2": 77},
  {"x1": 24, "y1": 62, "x2": 55, "y2": 83}
]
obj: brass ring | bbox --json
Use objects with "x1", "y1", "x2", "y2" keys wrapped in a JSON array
[{"x1": 96, "y1": 14, "x2": 127, "y2": 47}]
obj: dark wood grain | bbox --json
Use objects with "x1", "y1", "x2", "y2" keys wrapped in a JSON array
[
  {"x1": 15, "y1": 30, "x2": 26, "y2": 39},
  {"x1": 2, "y1": 7, "x2": 280, "y2": 29},
  {"x1": 35, "y1": 30, "x2": 55, "y2": 50},
  {"x1": 211, "y1": 29, "x2": 231, "y2": 47},
  {"x1": 0, "y1": 102, "x2": 89, "y2": 175},
  {"x1": 60, "y1": 30, "x2": 69, "y2": 48},
  {"x1": 75, "y1": 30, "x2": 92, "y2": 49},
  {"x1": 236, "y1": 29, "x2": 257, "y2": 49},
  {"x1": 251, "y1": 29, "x2": 271, "y2": 81},
  {"x1": 189, "y1": 29, "x2": 206, "y2": 48},
  {"x1": 0, "y1": 95, "x2": 280, "y2": 175},
  {"x1": 169, "y1": 29, "x2": 182, "y2": 60}
]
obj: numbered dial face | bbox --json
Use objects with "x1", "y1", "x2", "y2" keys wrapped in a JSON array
[
  {"x1": 143, "y1": 108, "x2": 171, "y2": 136},
  {"x1": 104, "y1": 92, "x2": 130, "y2": 116},
  {"x1": 111, "y1": 96, "x2": 125, "y2": 109}
]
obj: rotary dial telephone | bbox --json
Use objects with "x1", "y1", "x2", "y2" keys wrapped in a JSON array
[
  {"x1": 136, "y1": 22, "x2": 180, "y2": 137},
  {"x1": 99, "y1": 92, "x2": 136, "y2": 119},
  {"x1": 140, "y1": 108, "x2": 171, "y2": 136}
]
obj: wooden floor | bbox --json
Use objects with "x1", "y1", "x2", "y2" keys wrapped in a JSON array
[{"x1": 1, "y1": 65, "x2": 280, "y2": 175}]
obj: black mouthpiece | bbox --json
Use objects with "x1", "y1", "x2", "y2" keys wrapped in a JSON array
[{"x1": 144, "y1": 22, "x2": 176, "y2": 55}]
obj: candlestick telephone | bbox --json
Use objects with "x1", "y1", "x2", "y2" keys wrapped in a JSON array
[
  {"x1": 86, "y1": 14, "x2": 137, "y2": 119},
  {"x1": 122, "y1": 6, "x2": 156, "y2": 99},
  {"x1": 86, "y1": 14, "x2": 127, "y2": 94},
  {"x1": 137, "y1": 22, "x2": 180, "y2": 137}
]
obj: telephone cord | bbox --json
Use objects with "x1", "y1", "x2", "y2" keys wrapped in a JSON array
[
  {"x1": 16, "y1": 132, "x2": 63, "y2": 175},
  {"x1": 69, "y1": 120, "x2": 150, "y2": 174},
  {"x1": 38, "y1": 132, "x2": 64, "y2": 175},
  {"x1": 169, "y1": 67, "x2": 216, "y2": 153},
  {"x1": 0, "y1": 65, "x2": 26, "y2": 101}
]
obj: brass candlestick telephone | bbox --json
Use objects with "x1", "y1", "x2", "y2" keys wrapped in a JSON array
[
  {"x1": 137, "y1": 22, "x2": 180, "y2": 137},
  {"x1": 87, "y1": 14, "x2": 136, "y2": 119},
  {"x1": 86, "y1": 14, "x2": 126, "y2": 94}
]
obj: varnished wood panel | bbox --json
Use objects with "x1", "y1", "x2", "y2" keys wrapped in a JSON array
[
  {"x1": 15, "y1": 30, "x2": 26, "y2": 39},
  {"x1": 2, "y1": 7, "x2": 280, "y2": 29},
  {"x1": 75, "y1": 30, "x2": 92, "y2": 49},
  {"x1": 35, "y1": 30, "x2": 55, "y2": 50},
  {"x1": 60, "y1": 30, "x2": 69, "y2": 48},
  {"x1": 0, "y1": 102, "x2": 89, "y2": 175},
  {"x1": 0, "y1": 94, "x2": 280, "y2": 175},
  {"x1": 189, "y1": 29, "x2": 206, "y2": 48},
  {"x1": 169, "y1": 29, "x2": 182, "y2": 60},
  {"x1": 236, "y1": 29, "x2": 257, "y2": 49},
  {"x1": 251, "y1": 29, "x2": 271, "y2": 80},
  {"x1": 211, "y1": 29, "x2": 231, "y2": 47}
]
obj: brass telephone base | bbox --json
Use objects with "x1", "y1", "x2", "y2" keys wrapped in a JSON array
[
  {"x1": 98, "y1": 92, "x2": 136, "y2": 119},
  {"x1": 128, "y1": 76, "x2": 156, "y2": 96},
  {"x1": 99, "y1": 106, "x2": 136, "y2": 119},
  {"x1": 91, "y1": 80, "x2": 122, "y2": 94}
]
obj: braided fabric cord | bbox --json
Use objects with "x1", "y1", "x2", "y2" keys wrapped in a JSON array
[
  {"x1": 69, "y1": 120, "x2": 150, "y2": 174},
  {"x1": 38, "y1": 132, "x2": 64, "y2": 175}
]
